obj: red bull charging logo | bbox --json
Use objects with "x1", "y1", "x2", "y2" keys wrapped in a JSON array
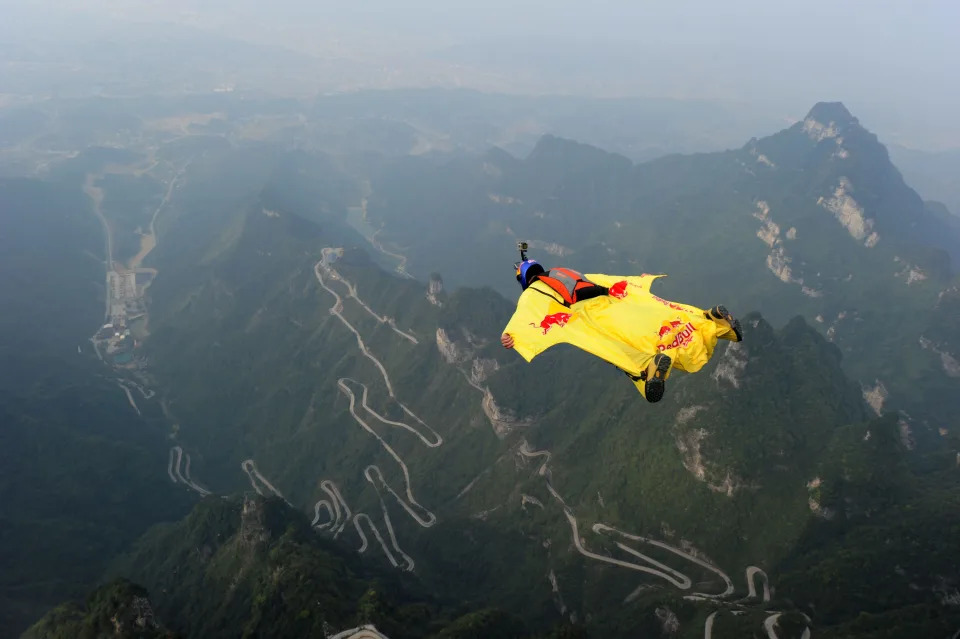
[
  {"x1": 531, "y1": 312, "x2": 572, "y2": 335},
  {"x1": 609, "y1": 280, "x2": 628, "y2": 299},
  {"x1": 652, "y1": 294, "x2": 686, "y2": 312},
  {"x1": 656, "y1": 319, "x2": 696, "y2": 351}
]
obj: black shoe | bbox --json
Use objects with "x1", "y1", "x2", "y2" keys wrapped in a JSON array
[
  {"x1": 644, "y1": 353, "x2": 671, "y2": 403},
  {"x1": 706, "y1": 305, "x2": 743, "y2": 342}
]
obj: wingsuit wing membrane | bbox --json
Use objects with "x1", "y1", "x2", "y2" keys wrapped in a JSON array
[{"x1": 503, "y1": 273, "x2": 736, "y2": 394}]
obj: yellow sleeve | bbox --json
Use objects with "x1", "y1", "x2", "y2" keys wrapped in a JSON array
[
  {"x1": 503, "y1": 284, "x2": 569, "y2": 362},
  {"x1": 502, "y1": 281, "x2": 651, "y2": 375}
]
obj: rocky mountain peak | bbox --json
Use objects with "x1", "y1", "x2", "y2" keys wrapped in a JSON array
[
  {"x1": 240, "y1": 495, "x2": 270, "y2": 547},
  {"x1": 804, "y1": 101, "x2": 858, "y2": 128},
  {"x1": 796, "y1": 103, "x2": 861, "y2": 144}
]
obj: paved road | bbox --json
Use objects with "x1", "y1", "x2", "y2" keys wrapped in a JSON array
[
  {"x1": 704, "y1": 611, "x2": 718, "y2": 639},
  {"x1": 167, "y1": 446, "x2": 211, "y2": 496},
  {"x1": 116, "y1": 382, "x2": 141, "y2": 416},
  {"x1": 83, "y1": 174, "x2": 113, "y2": 320},
  {"x1": 337, "y1": 380, "x2": 437, "y2": 529},
  {"x1": 241, "y1": 459, "x2": 289, "y2": 504},
  {"x1": 520, "y1": 438, "x2": 789, "y2": 638},
  {"x1": 310, "y1": 251, "x2": 445, "y2": 572},
  {"x1": 129, "y1": 164, "x2": 187, "y2": 270},
  {"x1": 747, "y1": 566, "x2": 771, "y2": 602}
]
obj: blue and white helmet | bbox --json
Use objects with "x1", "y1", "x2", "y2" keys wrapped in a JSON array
[{"x1": 515, "y1": 259, "x2": 545, "y2": 289}]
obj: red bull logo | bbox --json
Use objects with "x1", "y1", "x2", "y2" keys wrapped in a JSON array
[
  {"x1": 531, "y1": 312, "x2": 572, "y2": 335},
  {"x1": 656, "y1": 320, "x2": 696, "y2": 351},
  {"x1": 652, "y1": 294, "x2": 686, "y2": 312},
  {"x1": 657, "y1": 320, "x2": 683, "y2": 338}
]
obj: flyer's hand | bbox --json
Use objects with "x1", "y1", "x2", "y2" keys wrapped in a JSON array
[{"x1": 501, "y1": 333, "x2": 515, "y2": 349}]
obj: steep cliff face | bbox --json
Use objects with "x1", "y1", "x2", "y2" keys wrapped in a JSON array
[
  {"x1": 435, "y1": 326, "x2": 530, "y2": 437},
  {"x1": 426, "y1": 273, "x2": 445, "y2": 307}
]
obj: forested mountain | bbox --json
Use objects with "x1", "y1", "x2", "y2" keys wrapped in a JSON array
[
  {"x1": 8, "y1": 97, "x2": 960, "y2": 638},
  {"x1": 25, "y1": 496, "x2": 583, "y2": 639}
]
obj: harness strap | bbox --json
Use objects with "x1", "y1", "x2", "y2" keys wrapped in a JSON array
[{"x1": 535, "y1": 268, "x2": 608, "y2": 306}]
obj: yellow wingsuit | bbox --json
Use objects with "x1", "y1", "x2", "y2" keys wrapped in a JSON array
[{"x1": 502, "y1": 273, "x2": 738, "y2": 395}]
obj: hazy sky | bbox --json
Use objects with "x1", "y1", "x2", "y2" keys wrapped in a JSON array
[
  {"x1": 5, "y1": 0, "x2": 959, "y2": 148},
  {"x1": 318, "y1": 1, "x2": 960, "y2": 133}
]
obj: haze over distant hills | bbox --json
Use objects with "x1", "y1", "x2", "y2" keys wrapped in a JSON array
[
  {"x1": 888, "y1": 144, "x2": 960, "y2": 217},
  {"x1": 3, "y1": 1, "x2": 960, "y2": 150}
]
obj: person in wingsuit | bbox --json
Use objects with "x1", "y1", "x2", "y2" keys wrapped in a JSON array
[{"x1": 501, "y1": 244, "x2": 743, "y2": 403}]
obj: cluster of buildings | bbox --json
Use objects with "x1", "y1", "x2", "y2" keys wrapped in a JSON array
[
  {"x1": 107, "y1": 270, "x2": 145, "y2": 325},
  {"x1": 96, "y1": 269, "x2": 150, "y2": 368},
  {"x1": 95, "y1": 322, "x2": 137, "y2": 367}
]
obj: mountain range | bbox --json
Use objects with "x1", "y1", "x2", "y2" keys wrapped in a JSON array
[
  {"x1": 364, "y1": 102, "x2": 960, "y2": 439},
  {"x1": 5, "y1": 99, "x2": 960, "y2": 638}
]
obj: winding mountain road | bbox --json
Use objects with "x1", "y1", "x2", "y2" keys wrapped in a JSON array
[
  {"x1": 340, "y1": 378, "x2": 441, "y2": 448},
  {"x1": 747, "y1": 566, "x2": 772, "y2": 602},
  {"x1": 312, "y1": 500, "x2": 334, "y2": 530},
  {"x1": 373, "y1": 484, "x2": 416, "y2": 571},
  {"x1": 521, "y1": 494, "x2": 544, "y2": 509},
  {"x1": 704, "y1": 611, "x2": 718, "y2": 639},
  {"x1": 310, "y1": 250, "x2": 444, "y2": 571},
  {"x1": 518, "y1": 438, "x2": 787, "y2": 637},
  {"x1": 595, "y1": 524, "x2": 735, "y2": 597},
  {"x1": 369, "y1": 226, "x2": 415, "y2": 280},
  {"x1": 563, "y1": 509, "x2": 691, "y2": 588},
  {"x1": 312, "y1": 480, "x2": 353, "y2": 537},
  {"x1": 353, "y1": 513, "x2": 399, "y2": 567},
  {"x1": 118, "y1": 378, "x2": 155, "y2": 399},
  {"x1": 764, "y1": 614, "x2": 781, "y2": 639},
  {"x1": 82, "y1": 174, "x2": 113, "y2": 319},
  {"x1": 763, "y1": 612, "x2": 811, "y2": 639},
  {"x1": 335, "y1": 272, "x2": 418, "y2": 343},
  {"x1": 318, "y1": 249, "x2": 417, "y2": 343},
  {"x1": 241, "y1": 459, "x2": 290, "y2": 505},
  {"x1": 117, "y1": 382, "x2": 142, "y2": 415},
  {"x1": 336, "y1": 379, "x2": 438, "y2": 526},
  {"x1": 167, "y1": 446, "x2": 211, "y2": 496}
]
